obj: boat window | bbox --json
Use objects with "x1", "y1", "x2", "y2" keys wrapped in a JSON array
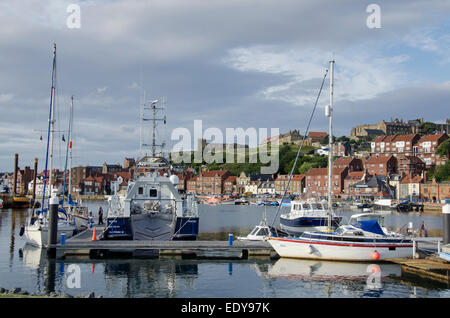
[
  {"x1": 334, "y1": 228, "x2": 344, "y2": 235},
  {"x1": 302, "y1": 204, "x2": 311, "y2": 210},
  {"x1": 258, "y1": 228, "x2": 269, "y2": 236},
  {"x1": 149, "y1": 189, "x2": 157, "y2": 197},
  {"x1": 250, "y1": 228, "x2": 259, "y2": 235},
  {"x1": 138, "y1": 187, "x2": 143, "y2": 195}
]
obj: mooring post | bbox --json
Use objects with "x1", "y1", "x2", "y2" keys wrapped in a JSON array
[
  {"x1": 12, "y1": 153, "x2": 18, "y2": 196},
  {"x1": 443, "y1": 204, "x2": 450, "y2": 245},
  {"x1": 47, "y1": 195, "x2": 59, "y2": 258}
]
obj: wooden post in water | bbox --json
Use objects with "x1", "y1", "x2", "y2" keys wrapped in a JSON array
[
  {"x1": 47, "y1": 194, "x2": 59, "y2": 258},
  {"x1": 12, "y1": 153, "x2": 18, "y2": 197}
]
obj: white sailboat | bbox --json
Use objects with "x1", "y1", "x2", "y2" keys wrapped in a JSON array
[
  {"x1": 23, "y1": 44, "x2": 78, "y2": 247},
  {"x1": 268, "y1": 61, "x2": 413, "y2": 261}
]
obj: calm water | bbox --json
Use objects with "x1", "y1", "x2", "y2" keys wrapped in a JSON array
[{"x1": 0, "y1": 202, "x2": 449, "y2": 298}]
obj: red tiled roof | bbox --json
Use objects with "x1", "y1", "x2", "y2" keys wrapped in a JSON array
[
  {"x1": 418, "y1": 133, "x2": 448, "y2": 143},
  {"x1": 200, "y1": 170, "x2": 229, "y2": 177},
  {"x1": 374, "y1": 134, "x2": 420, "y2": 143},
  {"x1": 307, "y1": 167, "x2": 346, "y2": 176},
  {"x1": 400, "y1": 175, "x2": 423, "y2": 184},
  {"x1": 334, "y1": 157, "x2": 354, "y2": 165},
  {"x1": 225, "y1": 176, "x2": 237, "y2": 183},
  {"x1": 367, "y1": 154, "x2": 394, "y2": 164},
  {"x1": 308, "y1": 132, "x2": 327, "y2": 138}
]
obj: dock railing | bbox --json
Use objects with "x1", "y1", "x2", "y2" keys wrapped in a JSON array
[{"x1": 412, "y1": 237, "x2": 443, "y2": 258}]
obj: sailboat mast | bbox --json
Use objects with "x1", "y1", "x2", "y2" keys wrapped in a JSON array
[
  {"x1": 327, "y1": 60, "x2": 334, "y2": 211},
  {"x1": 49, "y1": 43, "x2": 57, "y2": 200},
  {"x1": 68, "y1": 95, "x2": 73, "y2": 199}
]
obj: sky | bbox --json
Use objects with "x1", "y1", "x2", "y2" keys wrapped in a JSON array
[{"x1": 0, "y1": 0, "x2": 449, "y2": 172}]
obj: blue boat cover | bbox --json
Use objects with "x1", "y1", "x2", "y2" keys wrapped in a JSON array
[
  {"x1": 358, "y1": 219, "x2": 385, "y2": 235},
  {"x1": 68, "y1": 194, "x2": 78, "y2": 206}
]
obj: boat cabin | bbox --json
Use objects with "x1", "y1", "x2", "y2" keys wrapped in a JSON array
[{"x1": 291, "y1": 201, "x2": 326, "y2": 212}]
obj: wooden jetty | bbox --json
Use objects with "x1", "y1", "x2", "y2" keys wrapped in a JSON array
[
  {"x1": 386, "y1": 238, "x2": 449, "y2": 286},
  {"x1": 56, "y1": 226, "x2": 278, "y2": 260},
  {"x1": 386, "y1": 256, "x2": 450, "y2": 286}
]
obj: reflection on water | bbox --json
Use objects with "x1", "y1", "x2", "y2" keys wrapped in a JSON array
[{"x1": 0, "y1": 204, "x2": 448, "y2": 298}]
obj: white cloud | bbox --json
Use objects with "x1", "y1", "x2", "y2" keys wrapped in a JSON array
[
  {"x1": 223, "y1": 45, "x2": 409, "y2": 106},
  {"x1": 403, "y1": 26, "x2": 450, "y2": 62}
]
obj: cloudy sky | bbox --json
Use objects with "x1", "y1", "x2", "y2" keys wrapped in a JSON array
[{"x1": 0, "y1": 0, "x2": 449, "y2": 172}]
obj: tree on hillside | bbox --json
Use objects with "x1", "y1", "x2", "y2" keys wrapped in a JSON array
[
  {"x1": 436, "y1": 139, "x2": 450, "y2": 160},
  {"x1": 419, "y1": 122, "x2": 437, "y2": 135}
]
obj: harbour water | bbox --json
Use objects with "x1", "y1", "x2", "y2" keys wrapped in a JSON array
[{"x1": 0, "y1": 202, "x2": 449, "y2": 298}]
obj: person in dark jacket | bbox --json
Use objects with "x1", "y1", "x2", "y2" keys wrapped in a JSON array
[{"x1": 98, "y1": 206, "x2": 104, "y2": 225}]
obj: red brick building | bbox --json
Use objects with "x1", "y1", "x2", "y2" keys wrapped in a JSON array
[
  {"x1": 83, "y1": 175, "x2": 106, "y2": 195},
  {"x1": 333, "y1": 157, "x2": 363, "y2": 172},
  {"x1": 416, "y1": 133, "x2": 449, "y2": 167},
  {"x1": 274, "y1": 174, "x2": 305, "y2": 195},
  {"x1": 370, "y1": 134, "x2": 420, "y2": 156},
  {"x1": 186, "y1": 176, "x2": 197, "y2": 194},
  {"x1": 194, "y1": 169, "x2": 231, "y2": 194},
  {"x1": 420, "y1": 179, "x2": 450, "y2": 203},
  {"x1": 224, "y1": 176, "x2": 237, "y2": 194},
  {"x1": 305, "y1": 167, "x2": 348, "y2": 198},
  {"x1": 343, "y1": 171, "x2": 365, "y2": 197},
  {"x1": 396, "y1": 155, "x2": 425, "y2": 177},
  {"x1": 365, "y1": 154, "x2": 397, "y2": 176}
]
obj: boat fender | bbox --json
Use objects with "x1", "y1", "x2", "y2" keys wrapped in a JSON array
[
  {"x1": 372, "y1": 251, "x2": 380, "y2": 260},
  {"x1": 19, "y1": 225, "x2": 25, "y2": 237}
]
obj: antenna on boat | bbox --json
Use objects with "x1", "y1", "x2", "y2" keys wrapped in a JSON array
[{"x1": 140, "y1": 97, "x2": 166, "y2": 158}]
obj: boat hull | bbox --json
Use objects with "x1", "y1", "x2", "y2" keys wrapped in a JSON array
[
  {"x1": 268, "y1": 237, "x2": 413, "y2": 261},
  {"x1": 24, "y1": 222, "x2": 78, "y2": 247},
  {"x1": 105, "y1": 215, "x2": 199, "y2": 241}
]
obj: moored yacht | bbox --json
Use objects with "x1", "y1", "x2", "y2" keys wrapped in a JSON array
[
  {"x1": 269, "y1": 212, "x2": 413, "y2": 261},
  {"x1": 279, "y1": 199, "x2": 342, "y2": 234},
  {"x1": 23, "y1": 44, "x2": 79, "y2": 247}
]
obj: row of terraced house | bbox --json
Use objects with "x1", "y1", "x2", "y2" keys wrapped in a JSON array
[{"x1": 179, "y1": 133, "x2": 449, "y2": 202}]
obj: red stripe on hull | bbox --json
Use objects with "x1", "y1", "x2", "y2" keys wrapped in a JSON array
[{"x1": 269, "y1": 238, "x2": 413, "y2": 248}]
